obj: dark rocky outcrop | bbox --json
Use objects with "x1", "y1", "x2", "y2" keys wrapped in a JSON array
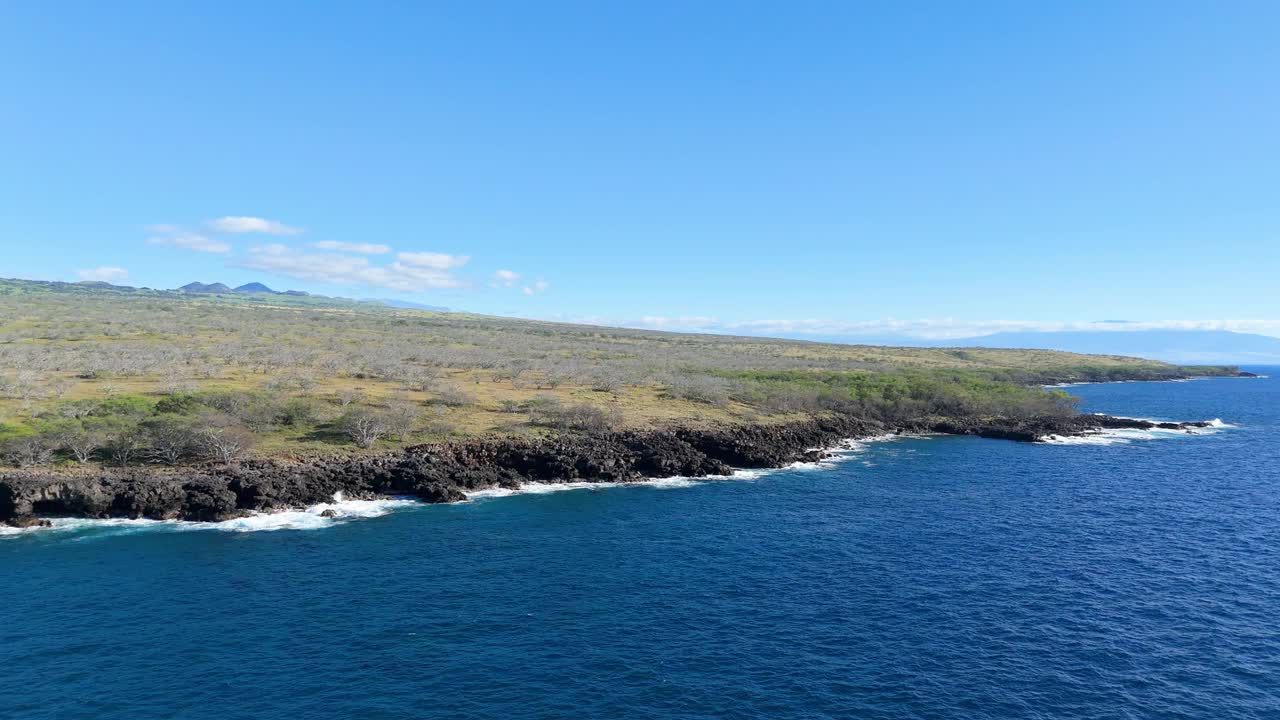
[
  {"x1": 922, "y1": 414, "x2": 1210, "y2": 443},
  {"x1": 0, "y1": 414, "x2": 1217, "y2": 526}
]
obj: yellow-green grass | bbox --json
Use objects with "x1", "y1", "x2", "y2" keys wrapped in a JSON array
[{"x1": 0, "y1": 277, "x2": 1235, "y2": 461}]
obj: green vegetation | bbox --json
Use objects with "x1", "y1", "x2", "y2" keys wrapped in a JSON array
[
  {"x1": 0, "y1": 277, "x2": 1238, "y2": 468},
  {"x1": 715, "y1": 369, "x2": 1082, "y2": 421}
]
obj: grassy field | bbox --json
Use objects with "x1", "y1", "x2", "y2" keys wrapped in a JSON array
[{"x1": 0, "y1": 278, "x2": 1236, "y2": 466}]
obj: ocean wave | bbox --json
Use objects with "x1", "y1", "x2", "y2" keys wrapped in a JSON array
[
  {"x1": 1, "y1": 492, "x2": 421, "y2": 540},
  {"x1": 465, "y1": 475, "x2": 723, "y2": 500},
  {"x1": 464, "y1": 434, "x2": 904, "y2": 500},
  {"x1": 1041, "y1": 419, "x2": 1234, "y2": 446},
  {"x1": 182, "y1": 495, "x2": 421, "y2": 533},
  {"x1": 0, "y1": 516, "x2": 170, "y2": 539},
  {"x1": 8, "y1": 437, "x2": 914, "y2": 537},
  {"x1": 1112, "y1": 416, "x2": 1236, "y2": 429}
]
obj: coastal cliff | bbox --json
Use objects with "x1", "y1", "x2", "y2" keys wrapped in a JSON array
[{"x1": 0, "y1": 414, "x2": 1211, "y2": 526}]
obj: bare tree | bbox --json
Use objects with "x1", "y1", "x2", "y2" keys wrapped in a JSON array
[
  {"x1": 433, "y1": 385, "x2": 475, "y2": 408},
  {"x1": 339, "y1": 409, "x2": 390, "y2": 448},
  {"x1": 384, "y1": 400, "x2": 420, "y2": 439},
  {"x1": 104, "y1": 425, "x2": 144, "y2": 467},
  {"x1": 400, "y1": 367, "x2": 439, "y2": 393},
  {"x1": 51, "y1": 421, "x2": 105, "y2": 464},
  {"x1": 1, "y1": 436, "x2": 53, "y2": 468},
  {"x1": 335, "y1": 388, "x2": 364, "y2": 407},
  {"x1": 197, "y1": 424, "x2": 256, "y2": 464},
  {"x1": 143, "y1": 416, "x2": 196, "y2": 465},
  {"x1": 57, "y1": 400, "x2": 96, "y2": 419}
]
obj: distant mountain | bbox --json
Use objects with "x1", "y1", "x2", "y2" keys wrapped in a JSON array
[
  {"x1": 368, "y1": 298, "x2": 451, "y2": 312},
  {"x1": 179, "y1": 282, "x2": 235, "y2": 294},
  {"x1": 942, "y1": 330, "x2": 1280, "y2": 365},
  {"x1": 174, "y1": 282, "x2": 449, "y2": 310},
  {"x1": 234, "y1": 282, "x2": 276, "y2": 294}
]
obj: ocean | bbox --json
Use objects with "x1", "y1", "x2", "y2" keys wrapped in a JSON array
[{"x1": 3, "y1": 370, "x2": 1277, "y2": 719}]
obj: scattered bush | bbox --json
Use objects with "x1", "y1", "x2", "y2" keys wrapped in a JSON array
[
  {"x1": 45, "y1": 418, "x2": 109, "y2": 463},
  {"x1": 664, "y1": 375, "x2": 733, "y2": 406},
  {"x1": 154, "y1": 393, "x2": 202, "y2": 415},
  {"x1": 433, "y1": 386, "x2": 475, "y2": 408},
  {"x1": 196, "y1": 418, "x2": 256, "y2": 464},
  {"x1": 141, "y1": 415, "x2": 198, "y2": 465},
  {"x1": 102, "y1": 422, "x2": 145, "y2": 467},
  {"x1": 280, "y1": 397, "x2": 320, "y2": 426},
  {"x1": 335, "y1": 388, "x2": 365, "y2": 407},
  {"x1": 527, "y1": 397, "x2": 621, "y2": 432},
  {"x1": 0, "y1": 426, "x2": 52, "y2": 468},
  {"x1": 338, "y1": 409, "x2": 391, "y2": 448}
]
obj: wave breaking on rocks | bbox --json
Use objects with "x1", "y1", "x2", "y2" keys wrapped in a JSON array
[{"x1": 0, "y1": 414, "x2": 1220, "y2": 528}]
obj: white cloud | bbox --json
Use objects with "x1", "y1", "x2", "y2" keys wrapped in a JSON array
[
  {"x1": 208, "y1": 216, "x2": 302, "y2": 235},
  {"x1": 76, "y1": 266, "x2": 129, "y2": 283},
  {"x1": 521, "y1": 278, "x2": 550, "y2": 296},
  {"x1": 622, "y1": 316, "x2": 1280, "y2": 339},
  {"x1": 397, "y1": 251, "x2": 469, "y2": 269},
  {"x1": 493, "y1": 269, "x2": 520, "y2": 287},
  {"x1": 235, "y1": 245, "x2": 467, "y2": 291},
  {"x1": 254, "y1": 243, "x2": 292, "y2": 256},
  {"x1": 635, "y1": 315, "x2": 720, "y2": 330},
  {"x1": 313, "y1": 240, "x2": 391, "y2": 255},
  {"x1": 147, "y1": 230, "x2": 231, "y2": 254}
]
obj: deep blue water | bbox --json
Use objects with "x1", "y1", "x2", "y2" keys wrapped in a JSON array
[{"x1": 3, "y1": 371, "x2": 1278, "y2": 719}]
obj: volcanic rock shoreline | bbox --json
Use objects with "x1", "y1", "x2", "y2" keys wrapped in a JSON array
[{"x1": 1, "y1": 414, "x2": 1213, "y2": 527}]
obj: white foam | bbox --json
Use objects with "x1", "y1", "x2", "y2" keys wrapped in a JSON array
[
  {"x1": 0, "y1": 516, "x2": 174, "y2": 540},
  {"x1": 462, "y1": 434, "x2": 906, "y2": 501},
  {"x1": 188, "y1": 494, "x2": 421, "y2": 533},
  {"x1": 9, "y1": 436, "x2": 918, "y2": 536},
  {"x1": 1, "y1": 492, "x2": 422, "y2": 539},
  {"x1": 466, "y1": 476, "x2": 703, "y2": 500},
  {"x1": 1041, "y1": 418, "x2": 1234, "y2": 446},
  {"x1": 1041, "y1": 430, "x2": 1151, "y2": 446},
  {"x1": 1113, "y1": 416, "x2": 1236, "y2": 431}
]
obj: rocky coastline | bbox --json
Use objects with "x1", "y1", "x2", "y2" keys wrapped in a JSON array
[{"x1": 1, "y1": 413, "x2": 1213, "y2": 527}]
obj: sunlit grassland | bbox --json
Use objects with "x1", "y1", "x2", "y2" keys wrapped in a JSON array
[{"x1": 0, "y1": 278, "x2": 1236, "y2": 465}]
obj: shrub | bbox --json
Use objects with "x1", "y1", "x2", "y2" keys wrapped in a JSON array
[
  {"x1": 195, "y1": 417, "x2": 256, "y2": 464},
  {"x1": 527, "y1": 397, "x2": 621, "y2": 432},
  {"x1": 55, "y1": 400, "x2": 97, "y2": 419},
  {"x1": 197, "y1": 390, "x2": 285, "y2": 431},
  {"x1": 664, "y1": 375, "x2": 733, "y2": 406},
  {"x1": 0, "y1": 425, "x2": 52, "y2": 467},
  {"x1": 335, "y1": 388, "x2": 365, "y2": 407},
  {"x1": 433, "y1": 386, "x2": 475, "y2": 408},
  {"x1": 383, "y1": 400, "x2": 420, "y2": 439},
  {"x1": 101, "y1": 420, "x2": 145, "y2": 467},
  {"x1": 141, "y1": 415, "x2": 198, "y2": 465},
  {"x1": 280, "y1": 397, "x2": 320, "y2": 426},
  {"x1": 154, "y1": 393, "x2": 202, "y2": 415},
  {"x1": 338, "y1": 409, "x2": 391, "y2": 448},
  {"x1": 92, "y1": 395, "x2": 156, "y2": 419},
  {"x1": 44, "y1": 418, "x2": 108, "y2": 463}
]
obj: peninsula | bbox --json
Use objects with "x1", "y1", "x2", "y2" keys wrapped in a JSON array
[{"x1": 0, "y1": 279, "x2": 1243, "y2": 526}]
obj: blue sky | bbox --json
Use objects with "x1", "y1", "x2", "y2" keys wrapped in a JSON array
[{"x1": 2, "y1": 2, "x2": 1278, "y2": 338}]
